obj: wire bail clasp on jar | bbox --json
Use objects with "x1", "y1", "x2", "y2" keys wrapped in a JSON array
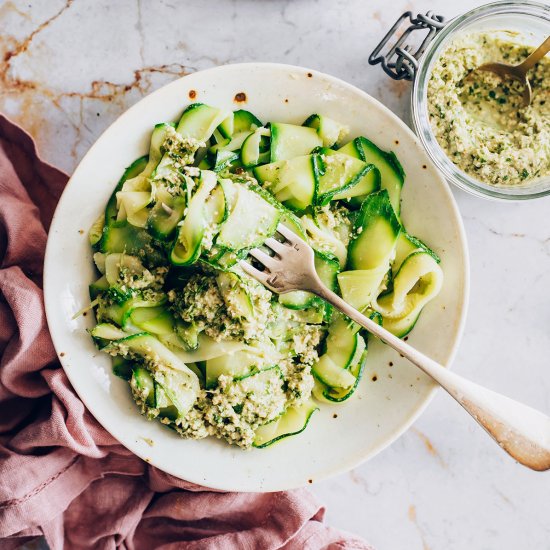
[{"x1": 368, "y1": 11, "x2": 446, "y2": 81}]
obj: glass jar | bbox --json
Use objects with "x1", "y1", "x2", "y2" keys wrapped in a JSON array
[{"x1": 371, "y1": 1, "x2": 550, "y2": 201}]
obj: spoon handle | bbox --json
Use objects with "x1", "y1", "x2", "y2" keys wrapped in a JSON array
[
  {"x1": 519, "y1": 35, "x2": 550, "y2": 73},
  {"x1": 312, "y1": 282, "x2": 550, "y2": 471}
]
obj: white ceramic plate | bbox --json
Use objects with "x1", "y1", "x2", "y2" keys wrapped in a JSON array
[{"x1": 44, "y1": 63, "x2": 469, "y2": 492}]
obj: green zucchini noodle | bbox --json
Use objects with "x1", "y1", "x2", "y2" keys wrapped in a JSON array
[{"x1": 85, "y1": 104, "x2": 443, "y2": 448}]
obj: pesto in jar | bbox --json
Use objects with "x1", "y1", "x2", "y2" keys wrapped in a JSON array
[{"x1": 428, "y1": 32, "x2": 549, "y2": 186}]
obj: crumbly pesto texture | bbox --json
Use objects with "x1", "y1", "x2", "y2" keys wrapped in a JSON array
[
  {"x1": 165, "y1": 268, "x2": 322, "y2": 448},
  {"x1": 110, "y1": 260, "x2": 323, "y2": 449},
  {"x1": 428, "y1": 32, "x2": 549, "y2": 186},
  {"x1": 94, "y1": 131, "x2": 335, "y2": 449}
]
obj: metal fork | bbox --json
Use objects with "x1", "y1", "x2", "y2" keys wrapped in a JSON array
[{"x1": 240, "y1": 224, "x2": 550, "y2": 471}]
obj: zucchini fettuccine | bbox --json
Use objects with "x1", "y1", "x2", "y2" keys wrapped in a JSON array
[{"x1": 86, "y1": 103, "x2": 443, "y2": 448}]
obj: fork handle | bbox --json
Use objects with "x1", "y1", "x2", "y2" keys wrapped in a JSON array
[{"x1": 310, "y1": 280, "x2": 550, "y2": 471}]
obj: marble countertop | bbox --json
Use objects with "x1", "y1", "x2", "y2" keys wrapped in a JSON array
[{"x1": 2, "y1": 1, "x2": 549, "y2": 548}]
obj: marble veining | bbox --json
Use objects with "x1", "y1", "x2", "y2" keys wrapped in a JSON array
[{"x1": 2, "y1": 1, "x2": 549, "y2": 549}]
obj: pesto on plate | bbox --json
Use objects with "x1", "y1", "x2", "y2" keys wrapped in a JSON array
[{"x1": 87, "y1": 103, "x2": 444, "y2": 449}]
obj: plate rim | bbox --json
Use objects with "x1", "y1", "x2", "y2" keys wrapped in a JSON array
[{"x1": 44, "y1": 62, "x2": 470, "y2": 491}]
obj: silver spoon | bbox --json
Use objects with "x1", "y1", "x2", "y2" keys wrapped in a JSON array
[
  {"x1": 241, "y1": 224, "x2": 550, "y2": 471},
  {"x1": 473, "y1": 35, "x2": 550, "y2": 106}
]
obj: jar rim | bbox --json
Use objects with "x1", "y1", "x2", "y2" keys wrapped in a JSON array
[{"x1": 411, "y1": 0, "x2": 550, "y2": 201}]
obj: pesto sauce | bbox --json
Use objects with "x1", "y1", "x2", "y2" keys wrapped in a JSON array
[{"x1": 428, "y1": 32, "x2": 550, "y2": 186}]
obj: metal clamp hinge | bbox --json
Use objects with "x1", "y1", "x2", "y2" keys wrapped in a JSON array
[{"x1": 368, "y1": 11, "x2": 446, "y2": 81}]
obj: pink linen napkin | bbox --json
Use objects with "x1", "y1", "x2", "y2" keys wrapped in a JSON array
[{"x1": 0, "y1": 114, "x2": 373, "y2": 550}]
